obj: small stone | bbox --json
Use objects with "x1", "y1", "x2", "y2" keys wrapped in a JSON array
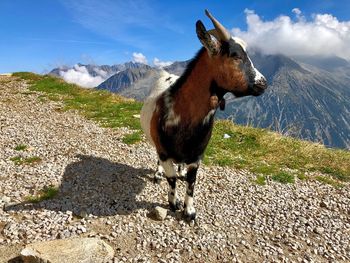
[
  {"x1": 148, "y1": 206, "x2": 167, "y2": 221},
  {"x1": 314, "y1": 227, "x2": 325, "y2": 234},
  {"x1": 319, "y1": 201, "x2": 328, "y2": 208},
  {"x1": 110, "y1": 232, "x2": 118, "y2": 238},
  {"x1": 213, "y1": 221, "x2": 220, "y2": 227},
  {"x1": 1, "y1": 196, "x2": 11, "y2": 204},
  {"x1": 78, "y1": 210, "x2": 88, "y2": 219}
]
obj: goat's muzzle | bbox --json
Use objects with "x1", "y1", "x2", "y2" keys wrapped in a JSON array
[{"x1": 249, "y1": 79, "x2": 267, "y2": 96}]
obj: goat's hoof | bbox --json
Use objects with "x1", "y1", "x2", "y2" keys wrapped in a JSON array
[
  {"x1": 153, "y1": 172, "x2": 163, "y2": 184},
  {"x1": 169, "y1": 199, "x2": 182, "y2": 211},
  {"x1": 183, "y1": 211, "x2": 196, "y2": 222}
]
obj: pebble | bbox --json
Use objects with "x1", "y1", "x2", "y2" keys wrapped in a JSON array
[
  {"x1": 314, "y1": 227, "x2": 325, "y2": 234},
  {"x1": 148, "y1": 206, "x2": 168, "y2": 221}
]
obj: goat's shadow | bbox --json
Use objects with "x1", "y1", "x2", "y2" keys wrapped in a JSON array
[{"x1": 7, "y1": 155, "x2": 161, "y2": 216}]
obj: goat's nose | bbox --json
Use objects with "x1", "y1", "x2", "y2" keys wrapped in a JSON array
[{"x1": 256, "y1": 77, "x2": 267, "y2": 89}]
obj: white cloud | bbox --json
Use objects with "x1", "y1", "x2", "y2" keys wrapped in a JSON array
[
  {"x1": 232, "y1": 9, "x2": 350, "y2": 59},
  {"x1": 153, "y1": 58, "x2": 173, "y2": 68},
  {"x1": 292, "y1": 8, "x2": 301, "y2": 16},
  {"x1": 59, "y1": 64, "x2": 107, "y2": 88},
  {"x1": 132, "y1": 52, "x2": 148, "y2": 64}
]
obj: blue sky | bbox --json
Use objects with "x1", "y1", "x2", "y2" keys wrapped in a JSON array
[{"x1": 1, "y1": 0, "x2": 350, "y2": 73}]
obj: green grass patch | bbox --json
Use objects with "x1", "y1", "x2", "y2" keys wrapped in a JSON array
[
  {"x1": 204, "y1": 120, "x2": 350, "y2": 184},
  {"x1": 315, "y1": 176, "x2": 343, "y2": 188},
  {"x1": 13, "y1": 72, "x2": 143, "y2": 131},
  {"x1": 297, "y1": 173, "x2": 307, "y2": 180},
  {"x1": 10, "y1": 156, "x2": 41, "y2": 165},
  {"x1": 26, "y1": 185, "x2": 59, "y2": 203},
  {"x1": 14, "y1": 144, "x2": 27, "y2": 151},
  {"x1": 122, "y1": 131, "x2": 143, "y2": 145},
  {"x1": 271, "y1": 171, "x2": 295, "y2": 184},
  {"x1": 255, "y1": 175, "x2": 266, "y2": 185}
]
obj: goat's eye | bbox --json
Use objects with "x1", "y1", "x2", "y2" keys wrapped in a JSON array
[
  {"x1": 230, "y1": 52, "x2": 242, "y2": 60},
  {"x1": 233, "y1": 55, "x2": 243, "y2": 61}
]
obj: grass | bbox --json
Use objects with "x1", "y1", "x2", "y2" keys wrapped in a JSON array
[
  {"x1": 14, "y1": 144, "x2": 27, "y2": 151},
  {"x1": 204, "y1": 120, "x2": 350, "y2": 185},
  {"x1": 255, "y1": 175, "x2": 267, "y2": 186},
  {"x1": 13, "y1": 72, "x2": 143, "y2": 142},
  {"x1": 10, "y1": 156, "x2": 42, "y2": 165},
  {"x1": 122, "y1": 131, "x2": 143, "y2": 145},
  {"x1": 13, "y1": 72, "x2": 350, "y2": 186},
  {"x1": 315, "y1": 176, "x2": 343, "y2": 188},
  {"x1": 26, "y1": 185, "x2": 59, "y2": 203},
  {"x1": 271, "y1": 172, "x2": 295, "y2": 184}
]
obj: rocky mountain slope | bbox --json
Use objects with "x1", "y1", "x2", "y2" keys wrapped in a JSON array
[
  {"x1": 96, "y1": 65, "x2": 162, "y2": 101},
  {"x1": 1, "y1": 74, "x2": 350, "y2": 262}
]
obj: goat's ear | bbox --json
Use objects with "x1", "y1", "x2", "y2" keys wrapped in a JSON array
[{"x1": 196, "y1": 20, "x2": 220, "y2": 55}]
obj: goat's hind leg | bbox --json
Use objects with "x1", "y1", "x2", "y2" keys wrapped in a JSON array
[{"x1": 160, "y1": 159, "x2": 182, "y2": 211}]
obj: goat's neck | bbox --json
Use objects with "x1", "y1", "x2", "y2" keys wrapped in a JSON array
[{"x1": 172, "y1": 51, "x2": 224, "y2": 125}]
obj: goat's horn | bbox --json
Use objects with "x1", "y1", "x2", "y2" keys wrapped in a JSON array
[{"x1": 205, "y1": 9, "x2": 230, "y2": 42}]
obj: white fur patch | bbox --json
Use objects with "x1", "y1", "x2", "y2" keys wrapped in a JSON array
[
  {"x1": 184, "y1": 193, "x2": 196, "y2": 214},
  {"x1": 232, "y1": 36, "x2": 247, "y2": 51},
  {"x1": 160, "y1": 159, "x2": 179, "y2": 205},
  {"x1": 254, "y1": 68, "x2": 265, "y2": 82},
  {"x1": 247, "y1": 57, "x2": 266, "y2": 83},
  {"x1": 140, "y1": 71, "x2": 179, "y2": 145}
]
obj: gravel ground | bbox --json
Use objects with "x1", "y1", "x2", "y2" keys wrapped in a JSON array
[{"x1": 0, "y1": 75, "x2": 349, "y2": 262}]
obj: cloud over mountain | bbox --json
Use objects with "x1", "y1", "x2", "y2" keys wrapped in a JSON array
[
  {"x1": 132, "y1": 52, "x2": 148, "y2": 64},
  {"x1": 59, "y1": 64, "x2": 107, "y2": 88},
  {"x1": 233, "y1": 9, "x2": 350, "y2": 60}
]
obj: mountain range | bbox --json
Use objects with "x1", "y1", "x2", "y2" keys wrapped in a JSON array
[{"x1": 49, "y1": 53, "x2": 350, "y2": 150}]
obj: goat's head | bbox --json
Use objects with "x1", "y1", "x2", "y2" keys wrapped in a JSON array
[{"x1": 196, "y1": 10, "x2": 267, "y2": 97}]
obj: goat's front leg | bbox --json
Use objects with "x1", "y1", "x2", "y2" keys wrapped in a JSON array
[
  {"x1": 153, "y1": 160, "x2": 164, "y2": 184},
  {"x1": 184, "y1": 162, "x2": 199, "y2": 221},
  {"x1": 160, "y1": 159, "x2": 181, "y2": 211}
]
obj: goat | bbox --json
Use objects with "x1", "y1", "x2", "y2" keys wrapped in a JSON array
[{"x1": 140, "y1": 10, "x2": 267, "y2": 221}]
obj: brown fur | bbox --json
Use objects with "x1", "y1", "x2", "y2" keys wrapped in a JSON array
[
  {"x1": 172, "y1": 52, "x2": 247, "y2": 125},
  {"x1": 212, "y1": 55, "x2": 248, "y2": 93},
  {"x1": 149, "y1": 50, "x2": 250, "y2": 158}
]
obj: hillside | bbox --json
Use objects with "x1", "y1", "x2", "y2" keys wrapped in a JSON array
[{"x1": 0, "y1": 73, "x2": 349, "y2": 262}]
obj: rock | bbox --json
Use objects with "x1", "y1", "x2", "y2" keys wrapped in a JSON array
[
  {"x1": 20, "y1": 237, "x2": 114, "y2": 263},
  {"x1": 314, "y1": 227, "x2": 325, "y2": 235},
  {"x1": 1, "y1": 195, "x2": 11, "y2": 204},
  {"x1": 148, "y1": 206, "x2": 167, "y2": 221},
  {"x1": 319, "y1": 201, "x2": 328, "y2": 208}
]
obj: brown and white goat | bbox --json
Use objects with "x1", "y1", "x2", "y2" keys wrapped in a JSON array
[{"x1": 141, "y1": 10, "x2": 267, "y2": 221}]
